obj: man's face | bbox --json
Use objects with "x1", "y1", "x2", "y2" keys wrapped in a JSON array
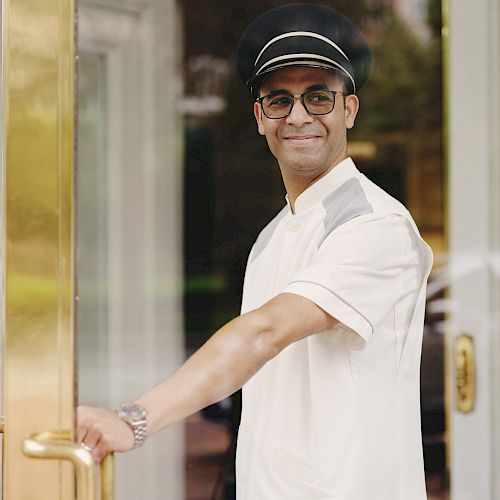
[{"x1": 254, "y1": 67, "x2": 359, "y2": 178}]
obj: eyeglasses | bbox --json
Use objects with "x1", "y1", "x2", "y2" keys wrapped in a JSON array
[{"x1": 256, "y1": 89, "x2": 345, "y2": 119}]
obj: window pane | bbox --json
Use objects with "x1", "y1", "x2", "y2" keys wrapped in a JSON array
[{"x1": 183, "y1": 2, "x2": 446, "y2": 499}]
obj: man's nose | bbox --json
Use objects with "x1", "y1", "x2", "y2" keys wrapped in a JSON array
[{"x1": 285, "y1": 98, "x2": 314, "y2": 126}]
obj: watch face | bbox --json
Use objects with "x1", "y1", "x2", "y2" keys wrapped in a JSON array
[{"x1": 120, "y1": 403, "x2": 146, "y2": 421}]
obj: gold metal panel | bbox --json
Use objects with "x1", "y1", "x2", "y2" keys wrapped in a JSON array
[
  {"x1": 2, "y1": 0, "x2": 75, "y2": 497},
  {"x1": 455, "y1": 334, "x2": 475, "y2": 413},
  {"x1": 101, "y1": 454, "x2": 116, "y2": 500}
]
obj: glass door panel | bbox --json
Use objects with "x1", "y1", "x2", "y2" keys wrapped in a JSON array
[
  {"x1": 76, "y1": 1, "x2": 184, "y2": 498},
  {"x1": 78, "y1": 52, "x2": 109, "y2": 408},
  {"x1": 181, "y1": 2, "x2": 447, "y2": 499}
]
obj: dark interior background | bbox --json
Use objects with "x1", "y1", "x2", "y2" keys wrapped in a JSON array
[{"x1": 182, "y1": 1, "x2": 446, "y2": 498}]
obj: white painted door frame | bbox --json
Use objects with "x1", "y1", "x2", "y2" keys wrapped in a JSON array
[{"x1": 447, "y1": 0, "x2": 500, "y2": 498}]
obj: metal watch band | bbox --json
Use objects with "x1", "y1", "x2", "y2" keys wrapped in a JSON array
[
  {"x1": 130, "y1": 419, "x2": 147, "y2": 448},
  {"x1": 115, "y1": 402, "x2": 147, "y2": 449}
]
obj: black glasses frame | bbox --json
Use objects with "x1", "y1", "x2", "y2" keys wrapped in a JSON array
[{"x1": 256, "y1": 89, "x2": 346, "y2": 119}]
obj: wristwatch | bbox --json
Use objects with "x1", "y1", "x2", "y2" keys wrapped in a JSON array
[{"x1": 116, "y1": 402, "x2": 147, "y2": 448}]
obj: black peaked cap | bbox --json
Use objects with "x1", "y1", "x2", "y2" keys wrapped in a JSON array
[{"x1": 236, "y1": 3, "x2": 372, "y2": 96}]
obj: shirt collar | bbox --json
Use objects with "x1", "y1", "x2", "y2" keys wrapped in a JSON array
[{"x1": 285, "y1": 157, "x2": 359, "y2": 214}]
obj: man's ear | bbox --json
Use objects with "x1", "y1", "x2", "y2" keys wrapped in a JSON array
[
  {"x1": 254, "y1": 101, "x2": 266, "y2": 136},
  {"x1": 345, "y1": 94, "x2": 360, "y2": 130}
]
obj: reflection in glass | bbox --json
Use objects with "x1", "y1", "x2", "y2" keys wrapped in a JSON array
[
  {"x1": 183, "y1": 1, "x2": 446, "y2": 499},
  {"x1": 77, "y1": 52, "x2": 109, "y2": 407}
]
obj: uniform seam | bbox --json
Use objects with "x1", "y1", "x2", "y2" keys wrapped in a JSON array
[
  {"x1": 317, "y1": 178, "x2": 374, "y2": 248},
  {"x1": 287, "y1": 279, "x2": 374, "y2": 336},
  {"x1": 394, "y1": 216, "x2": 421, "y2": 375},
  {"x1": 395, "y1": 217, "x2": 405, "y2": 375},
  {"x1": 250, "y1": 205, "x2": 288, "y2": 263}
]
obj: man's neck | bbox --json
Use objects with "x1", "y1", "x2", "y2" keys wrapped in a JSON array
[{"x1": 283, "y1": 156, "x2": 348, "y2": 214}]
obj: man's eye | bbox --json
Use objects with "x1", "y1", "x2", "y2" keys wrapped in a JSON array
[
  {"x1": 307, "y1": 92, "x2": 332, "y2": 103},
  {"x1": 267, "y1": 96, "x2": 292, "y2": 107}
]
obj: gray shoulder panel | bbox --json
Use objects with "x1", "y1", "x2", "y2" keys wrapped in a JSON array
[
  {"x1": 250, "y1": 205, "x2": 288, "y2": 263},
  {"x1": 318, "y1": 177, "x2": 373, "y2": 248}
]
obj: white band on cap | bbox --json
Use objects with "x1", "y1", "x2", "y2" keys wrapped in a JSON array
[
  {"x1": 256, "y1": 53, "x2": 356, "y2": 92},
  {"x1": 254, "y1": 31, "x2": 350, "y2": 69}
]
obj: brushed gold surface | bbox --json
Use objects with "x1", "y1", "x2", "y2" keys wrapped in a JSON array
[
  {"x1": 23, "y1": 431, "x2": 98, "y2": 500},
  {"x1": 2, "y1": 0, "x2": 75, "y2": 497},
  {"x1": 455, "y1": 334, "x2": 475, "y2": 413},
  {"x1": 101, "y1": 453, "x2": 116, "y2": 500}
]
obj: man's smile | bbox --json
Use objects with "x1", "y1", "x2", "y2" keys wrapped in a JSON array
[{"x1": 283, "y1": 135, "x2": 323, "y2": 146}]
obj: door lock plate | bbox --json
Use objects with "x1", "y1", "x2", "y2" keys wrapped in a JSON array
[{"x1": 455, "y1": 334, "x2": 475, "y2": 413}]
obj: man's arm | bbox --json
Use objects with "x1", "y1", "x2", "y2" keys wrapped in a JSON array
[{"x1": 77, "y1": 292, "x2": 337, "y2": 462}]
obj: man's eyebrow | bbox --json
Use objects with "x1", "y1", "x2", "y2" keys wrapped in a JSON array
[
  {"x1": 264, "y1": 88, "x2": 290, "y2": 97},
  {"x1": 305, "y1": 83, "x2": 329, "y2": 91},
  {"x1": 264, "y1": 83, "x2": 330, "y2": 96}
]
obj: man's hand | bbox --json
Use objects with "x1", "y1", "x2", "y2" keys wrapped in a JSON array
[{"x1": 76, "y1": 406, "x2": 135, "y2": 463}]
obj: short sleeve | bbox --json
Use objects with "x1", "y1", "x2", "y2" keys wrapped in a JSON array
[{"x1": 284, "y1": 213, "x2": 421, "y2": 347}]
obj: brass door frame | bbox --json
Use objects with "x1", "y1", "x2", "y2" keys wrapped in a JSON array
[{"x1": 2, "y1": 0, "x2": 76, "y2": 496}]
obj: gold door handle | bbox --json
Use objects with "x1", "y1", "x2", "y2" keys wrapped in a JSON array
[
  {"x1": 23, "y1": 430, "x2": 97, "y2": 500},
  {"x1": 22, "y1": 430, "x2": 115, "y2": 500},
  {"x1": 100, "y1": 453, "x2": 116, "y2": 500}
]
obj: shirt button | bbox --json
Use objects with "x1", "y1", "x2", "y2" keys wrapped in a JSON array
[
  {"x1": 286, "y1": 219, "x2": 300, "y2": 232},
  {"x1": 240, "y1": 421, "x2": 253, "y2": 434},
  {"x1": 240, "y1": 473, "x2": 248, "y2": 487}
]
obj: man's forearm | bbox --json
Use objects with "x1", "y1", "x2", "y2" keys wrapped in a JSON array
[
  {"x1": 76, "y1": 293, "x2": 335, "y2": 461},
  {"x1": 135, "y1": 310, "x2": 279, "y2": 436}
]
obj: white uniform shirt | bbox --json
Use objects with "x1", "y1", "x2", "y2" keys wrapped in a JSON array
[{"x1": 236, "y1": 158, "x2": 433, "y2": 500}]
